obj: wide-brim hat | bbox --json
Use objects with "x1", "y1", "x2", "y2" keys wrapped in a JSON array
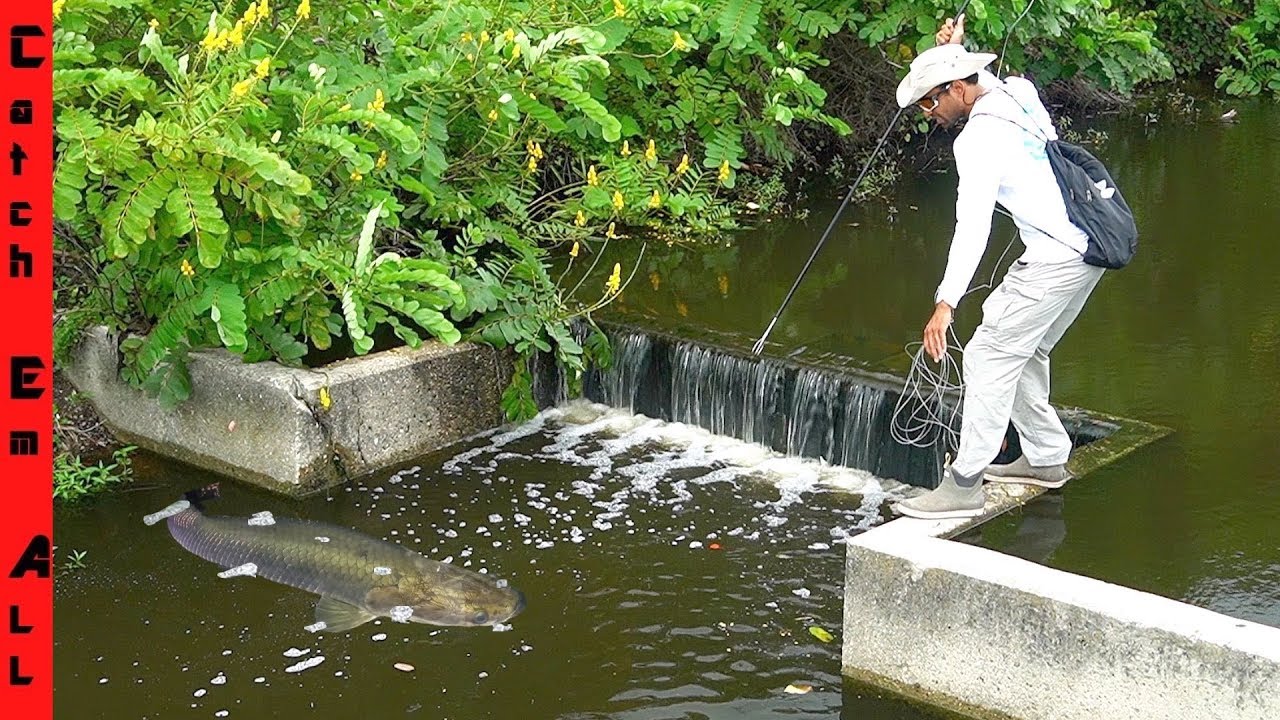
[{"x1": 895, "y1": 44, "x2": 997, "y2": 108}]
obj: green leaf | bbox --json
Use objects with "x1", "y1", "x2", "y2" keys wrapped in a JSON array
[
  {"x1": 554, "y1": 84, "x2": 622, "y2": 142},
  {"x1": 165, "y1": 168, "x2": 230, "y2": 268},
  {"x1": 103, "y1": 166, "x2": 175, "y2": 256},
  {"x1": 714, "y1": 0, "x2": 764, "y2": 52},
  {"x1": 206, "y1": 282, "x2": 248, "y2": 353},
  {"x1": 809, "y1": 626, "x2": 835, "y2": 643},
  {"x1": 355, "y1": 202, "x2": 384, "y2": 276}
]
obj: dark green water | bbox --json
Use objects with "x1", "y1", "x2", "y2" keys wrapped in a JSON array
[
  {"x1": 604, "y1": 95, "x2": 1280, "y2": 628},
  {"x1": 55, "y1": 96, "x2": 1278, "y2": 719}
]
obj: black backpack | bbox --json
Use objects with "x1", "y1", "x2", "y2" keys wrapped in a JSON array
[{"x1": 973, "y1": 94, "x2": 1138, "y2": 270}]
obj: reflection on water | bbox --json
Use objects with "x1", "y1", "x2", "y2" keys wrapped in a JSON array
[{"x1": 56, "y1": 402, "x2": 961, "y2": 719}]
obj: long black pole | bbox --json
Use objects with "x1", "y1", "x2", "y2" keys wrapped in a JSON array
[{"x1": 750, "y1": 1, "x2": 972, "y2": 356}]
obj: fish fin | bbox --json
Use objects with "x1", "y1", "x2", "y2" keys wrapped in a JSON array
[{"x1": 314, "y1": 596, "x2": 377, "y2": 633}]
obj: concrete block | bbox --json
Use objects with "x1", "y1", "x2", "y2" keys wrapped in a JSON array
[
  {"x1": 842, "y1": 525, "x2": 1280, "y2": 720},
  {"x1": 63, "y1": 327, "x2": 511, "y2": 494}
]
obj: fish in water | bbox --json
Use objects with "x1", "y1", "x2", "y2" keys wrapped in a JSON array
[{"x1": 144, "y1": 485, "x2": 525, "y2": 633}]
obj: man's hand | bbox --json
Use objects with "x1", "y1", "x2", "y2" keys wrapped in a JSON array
[
  {"x1": 923, "y1": 302, "x2": 954, "y2": 362},
  {"x1": 935, "y1": 14, "x2": 966, "y2": 46}
]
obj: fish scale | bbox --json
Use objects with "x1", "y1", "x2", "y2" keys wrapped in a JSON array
[
  {"x1": 157, "y1": 497, "x2": 525, "y2": 630},
  {"x1": 168, "y1": 509, "x2": 424, "y2": 607}
]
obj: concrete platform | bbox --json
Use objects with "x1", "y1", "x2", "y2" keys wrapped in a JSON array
[
  {"x1": 63, "y1": 326, "x2": 512, "y2": 495},
  {"x1": 843, "y1": 514, "x2": 1280, "y2": 719}
]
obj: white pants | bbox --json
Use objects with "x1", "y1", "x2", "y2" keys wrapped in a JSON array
[{"x1": 950, "y1": 258, "x2": 1106, "y2": 480}]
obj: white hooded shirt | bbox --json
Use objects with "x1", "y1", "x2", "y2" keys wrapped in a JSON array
[{"x1": 934, "y1": 71, "x2": 1089, "y2": 309}]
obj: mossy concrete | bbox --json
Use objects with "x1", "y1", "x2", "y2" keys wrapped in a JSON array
[{"x1": 63, "y1": 326, "x2": 513, "y2": 495}]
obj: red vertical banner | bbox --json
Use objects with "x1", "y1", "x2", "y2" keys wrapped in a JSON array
[{"x1": 0, "y1": 1, "x2": 53, "y2": 718}]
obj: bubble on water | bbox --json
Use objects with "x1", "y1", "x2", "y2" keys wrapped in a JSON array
[
  {"x1": 689, "y1": 541, "x2": 703, "y2": 549},
  {"x1": 215, "y1": 711, "x2": 229, "y2": 718},
  {"x1": 491, "y1": 623, "x2": 512, "y2": 632},
  {"x1": 808, "y1": 542, "x2": 830, "y2": 551},
  {"x1": 488, "y1": 514, "x2": 503, "y2": 523},
  {"x1": 792, "y1": 588, "x2": 811, "y2": 599},
  {"x1": 285, "y1": 656, "x2": 325, "y2": 674},
  {"x1": 217, "y1": 563, "x2": 258, "y2": 579},
  {"x1": 304, "y1": 621, "x2": 327, "y2": 633},
  {"x1": 315, "y1": 536, "x2": 330, "y2": 543},
  {"x1": 282, "y1": 647, "x2": 310, "y2": 658},
  {"x1": 371, "y1": 633, "x2": 387, "y2": 642},
  {"x1": 495, "y1": 579, "x2": 508, "y2": 589},
  {"x1": 373, "y1": 566, "x2": 392, "y2": 576},
  {"x1": 247, "y1": 511, "x2": 275, "y2": 527},
  {"x1": 98, "y1": 677, "x2": 108, "y2": 684},
  {"x1": 389, "y1": 606, "x2": 414, "y2": 623},
  {"x1": 193, "y1": 688, "x2": 206, "y2": 697},
  {"x1": 254, "y1": 677, "x2": 266, "y2": 683},
  {"x1": 210, "y1": 673, "x2": 227, "y2": 685}
]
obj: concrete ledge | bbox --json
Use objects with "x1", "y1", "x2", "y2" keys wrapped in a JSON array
[
  {"x1": 842, "y1": 527, "x2": 1280, "y2": 720},
  {"x1": 63, "y1": 327, "x2": 512, "y2": 495}
]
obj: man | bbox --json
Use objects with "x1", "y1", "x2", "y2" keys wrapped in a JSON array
[{"x1": 893, "y1": 16, "x2": 1107, "y2": 520}]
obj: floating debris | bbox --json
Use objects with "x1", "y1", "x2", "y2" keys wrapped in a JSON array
[
  {"x1": 284, "y1": 656, "x2": 325, "y2": 674},
  {"x1": 247, "y1": 512, "x2": 275, "y2": 527},
  {"x1": 784, "y1": 683, "x2": 812, "y2": 695},
  {"x1": 393, "y1": 662, "x2": 415, "y2": 672},
  {"x1": 282, "y1": 647, "x2": 310, "y2": 658},
  {"x1": 808, "y1": 626, "x2": 834, "y2": 643},
  {"x1": 304, "y1": 621, "x2": 327, "y2": 633},
  {"x1": 315, "y1": 536, "x2": 330, "y2": 543},
  {"x1": 217, "y1": 563, "x2": 258, "y2": 579}
]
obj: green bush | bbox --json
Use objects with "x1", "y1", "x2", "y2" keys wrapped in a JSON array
[{"x1": 53, "y1": 446, "x2": 136, "y2": 503}]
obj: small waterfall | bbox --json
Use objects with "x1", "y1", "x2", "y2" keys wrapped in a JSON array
[{"x1": 582, "y1": 327, "x2": 949, "y2": 487}]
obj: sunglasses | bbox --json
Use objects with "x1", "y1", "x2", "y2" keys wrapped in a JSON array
[{"x1": 916, "y1": 82, "x2": 952, "y2": 112}]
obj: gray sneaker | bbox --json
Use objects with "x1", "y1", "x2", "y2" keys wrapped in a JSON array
[
  {"x1": 983, "y1": 455, "x2": 1072, "y2": 489},
  {"x1": 893, "y1": 467, "x2": 985, "y2": 520}
]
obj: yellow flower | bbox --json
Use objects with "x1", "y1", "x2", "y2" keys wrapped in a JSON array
[
  {"x1": 570, "y1": 241, "x2": 580, "y2": 258},
  {"x1": 718, "y1": 160, "x2": 731, "y2": 182},
  {"x1": 606, "y1": 222, "x2": 618, "y2": 239},
  {"x1": 644, "y1": 139, "x2": 656, "y2": 162},
  {"x1": 200, "y1": 26, "x2": 223, "y2": 53},
  {"x1": 527, "y1": 156, "x2": 538, "y2": 173},
  {"x1": 243, "y1": 2, "x2": 258, "y2": 25},
  {"x1": 648, "y1": 189, "x2": 661, "y2": 208},
  {"x1": 296, "y1": 0, "x2": 310, "y2": 21},
  {"x1": 255, "y1": 56, "x2": 271, "y2": 79},
  {"x1": 675, "y1": 153, "x2": 690, "y2": 175},
  {"x1": 649, "y1": 271, "x2": 660, "y2": 290},
  {"x1": 54, "y1": 0, "x2": 65, "y2": 20},
  {"x1": 487, "y1": 108, "x2": 499, "y2": 122},
  {"x1": 480, "y1": 30, "x2": 490, "y2": 44},
  {"x1": 673, "y1": 31, "x2": 688, "y2": 51},
  {"x1": 350, "y1": 169, "x2": 363, "y2": 181},
  {"x1": 319, "y1": 386, "x2": 332, "y2": 410},
  {"x1": 181, "y1": 258, "x2": 195, "y2": 278},
  {"x1": 613, "y1": 0, "x2": 626, "y2": 18},
  {"x1": 148, "y1": 18, "x2": 160, "y2": 30},
  {"x1": 587, "y1": 164, "x2": 599, "y2": 186},
  {"x1": 339, "y1": 102, "x2": 352, "y2": 112},
  {"x1": 511, "y1": 44, "x2": 521, "y2": 60},
  {"x1": 231, "y1": 77, "x2": 255, "y2": 97},
  {"x1": 504, "y1": 28, "x2": 514, "y2": 42},
  {"x1": 526, "y1": 141, "x2": 543, "y2": 160},
  {"x1": 574, "y1": 210, "x2": 586, "y2": 227},
  {"x1": 612, "y1": 190, "x2": 624, "y2": 210},
  {"x1": 620, "y1": 140, "x2": 631, "y2": 157},
  {"x1": 368, "y1": 88, "x2": 385, "y2": 112},
  {"x1": 606, "y1": 263, "x2": 622, "y2": 296},
  {"x1": 376, "y1": 150, "x2": 387, "y2": 169},
  {"x1": 259, "y1": 0, "x2": 271, "y2": 21},
  {"x1": 461, "y1": 31, "x2": 473, "y2": 43},
  {"x1": 228, "y1": 20, "x2": 245, "y2": 47}
]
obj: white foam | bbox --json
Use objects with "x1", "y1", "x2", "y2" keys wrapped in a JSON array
[
  {"x1": 389, "y1": 606, "x2": 413, "y2": 623},
  {"x1": 304, "y1": 621, "x2": 327, "y2": 633},
  {"x1": 373, "y1": 566, "x2": 392, "y2": 576},
  {"x1": 142, "y1": 500, "x2": 189, "y2": 526},
  {"x1": 282, "y1": 647, "x2": 310, "y2": 658},
  {"x1": 247, "y1": 511, "x2": 275, "y2": 527},
  {"x1": 284, "y1": 656, "x2": 325, "y2": 673},
  {"x1": 217, "y1": 563, "x2": 258, "y2": 579}
]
